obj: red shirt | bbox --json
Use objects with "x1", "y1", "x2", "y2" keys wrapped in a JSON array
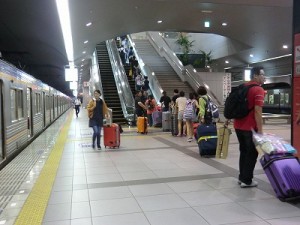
[{"x1": 234, "y1": 81, "x2": 265, "y2": 131}]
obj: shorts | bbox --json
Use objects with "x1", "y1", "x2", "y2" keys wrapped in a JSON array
[{"x1": 178, "y1": 111, "x2": 184, "y2": 120}]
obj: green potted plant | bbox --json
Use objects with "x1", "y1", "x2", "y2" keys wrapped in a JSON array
[
  {"x1": 175, "y1": 33, "x2": 194, "y2": 65},
  {"x1": 199, "y1": 50, "x2": 213, "y2": 69}
]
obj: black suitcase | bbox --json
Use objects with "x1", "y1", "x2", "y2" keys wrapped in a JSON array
[
  {"x1": 171, "y1": 114, "x2": 178, "y2": 136},
  {"x1": 197, "y1": 123, "x2": 218, "y2": 156}
]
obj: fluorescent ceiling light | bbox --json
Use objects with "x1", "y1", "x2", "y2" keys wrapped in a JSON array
[
  {"x1": 157, "y1": 20, "x2": 162, "y2": 24},
  {"x1": 55, "y1": 0, "x2": 74, "y2": 63},
  {"x1": 70, "y1": 81, "x2": 78, "y2": 90},
  {"x1": 81, "y1": 59, "x2": 85, "y2": 61},
  {"x1": 82, "y1": 51, "x2": 86, "y2": 54},
  {"x1": 244, "y1": 69, "x2": 251, "y2": 81},
  {"x1": 202, "y1": 10, "x2": 212, "y2": 13},
  {"x1": 86, "y1": 22, "x2": 92, "y2": 27},
  {"x1": 84, "y1": 40, "x2": 88, "y2": 44},
  {"x1": 257, "y1": 54, "x2": 292, "y2": 63},
  {"x1": 250, "y1": 54, "x2": 254, "y2": 57},
  {"x1": 225, "y1": 60, "x2": 229, "y2": 64},
  {"x1": 283, "y1": 45, "x2": 288, "y2": 49},
  {"x1": 222, "y1": 22, "x2": 227, "y2": 26},
  {"x1": 204, "y1": 21, "x2": 210, "y2": 28}
]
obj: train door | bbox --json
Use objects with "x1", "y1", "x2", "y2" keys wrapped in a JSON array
[
  {"x1": 0, "y1": 81, "x2": 4, "y2": 161},
  {"x1": 27, "y1": 88, "x2": 33, "y2": 137}
]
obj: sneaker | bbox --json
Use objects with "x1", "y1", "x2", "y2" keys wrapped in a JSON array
[
  {"x1": 237, "y1": 180, "x2": 242, "y2": 185},
  {"x1": 176, "y1": 134, "x2": 182, "y2": 137},
  {"x1": 97, "y1": 146, "x2": 101, "y2": 150},
  {"x1": 187, "y1": 138, "x2": 193, "y2": 142},
  {"x1": 240, "y1": 181, "x2": 258, "y2": 188},
  {"x1": 92, "y1": 144, "x2": 95, "y2": 149}
]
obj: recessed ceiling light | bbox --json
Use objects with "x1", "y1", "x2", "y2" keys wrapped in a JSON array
[
  {"x1": 84, "y1": 40, "x2": 88, "y2": 44},
  {"x1": 157, "y1": 20, "x2": 162, "y2": 24},
  {"x1": 204, "y1": 21, "x2": 210, "y2": 28},
  {"x1": 202, "y1": 10, "x2": 213, "y2": 13},
  {"x1": 250, "y1": 54, "x2": 254, "y2": 57},
  {"x1": 283, "y1": 45, "x2": 288, "y2": 49},
  {"x1": 81, "y1": 59, "x2": 85, "y2": 61},
  {"x1": 222, "y1": 22, "x2": 227, "y2": 26},
  {"x1": 225, "y1": 60, "x2": 229, "y2": 64},
  {"x1": 82, "y1": 51, "x2": 86, "y2": 54},
  {"x1": 86, "y1": 22, "x2": 92, "y2": 27}
]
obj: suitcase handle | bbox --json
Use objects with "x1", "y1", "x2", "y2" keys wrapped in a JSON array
[{"x1": 261, "y1": 154, "x2": 298, "y2": 169}]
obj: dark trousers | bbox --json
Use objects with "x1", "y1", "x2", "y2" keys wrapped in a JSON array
[
  {"x1": 147, "y1": 113, "x2": 153, "y2": 126},
  {"x1": 235, "y1": 129, "x2": 258, "y2": 185},
  {"x1": 92, "y1": 125, "x2": 102, "y2": 148},
  {"x1": 75, "y1": 105, "x2": 80, "y2": 115}
]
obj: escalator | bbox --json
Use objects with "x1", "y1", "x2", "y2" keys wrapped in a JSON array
[{"x1": 96, "y1": 42, "x2": 127, "y2": 124}]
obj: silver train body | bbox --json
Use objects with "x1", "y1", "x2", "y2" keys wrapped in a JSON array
[{"x1": 0, "y1": 60, "x2": 71, "y2": 169}]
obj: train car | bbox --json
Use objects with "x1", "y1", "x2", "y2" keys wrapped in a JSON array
[
  {"x1": 262, "y1": 82, "x2": 291, "y2": 114},
  {"x1": 0, "y1": 59, "x2": 71, "y2": 169}
]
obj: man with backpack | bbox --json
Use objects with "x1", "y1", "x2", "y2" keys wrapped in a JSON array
[{"x1": 225, "y1": 66, "x2": 265, "y2": 188}]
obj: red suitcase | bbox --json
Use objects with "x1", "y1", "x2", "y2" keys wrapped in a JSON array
[{"x1": 103, "y1": 123, "x2": 120, "y2": 148}]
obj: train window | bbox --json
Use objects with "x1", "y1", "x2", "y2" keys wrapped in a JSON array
[
  {"x1": 17, "y1": 90, "x2": 24, "y2": 118},
  {"x1": 285, "y1": 93, "x2": 289, "y2": 104},
  {"x1": 10, "y1": 89, "x2": 17, "y2": 121},
  {"x1": 10, "y1": 89, "x2": 24, "y2": 121},
  {"x1": 35, "y1": 93, "x2": 41, "y2": 113},
  {"x1": 264, "y1": 94, "x2": 268, "y2": 104},
  {"x1": 268, "y1": 94, "x2": 274, "y2": 104},
  {"x1": 280, "y1": 93, "x2": 284, "y2": 105}
]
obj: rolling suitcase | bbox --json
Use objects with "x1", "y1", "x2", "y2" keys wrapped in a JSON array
[
  {"x1": 152, "y1": 111, "x2": 162, "y2": 127},
  {"x1": 162, "y1": 111, "x2": 171, "y2": 131},
  {"x1": 197, "y1": 123, "x2": 217, "y2": 157},
  {"x1": 137, "y1": 117, "x2": 148, "y2": 134},
  {"x1": 193, "y1": 123, "x2": 199, "y2": 140},
  {"x1": 171, "y1": 114, "x2": 178, "y2": 136},
  {"x1": 104, "y1": 123, "x2": 120, "y2": 148},
  {"x1": 216, "y1": 126, "x2": 232, "y2": 159},
  {"x1": 260, "y1": 153, "x2": 300, "y2": 201}
]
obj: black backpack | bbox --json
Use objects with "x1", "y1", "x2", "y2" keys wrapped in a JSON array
[{"x1": 224, "y1": 84, "x2": 259, "y2": 119}]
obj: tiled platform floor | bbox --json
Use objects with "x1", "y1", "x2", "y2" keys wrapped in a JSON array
[{"x1": 0, "y1": 109, "x2": 299, "y2": 225}]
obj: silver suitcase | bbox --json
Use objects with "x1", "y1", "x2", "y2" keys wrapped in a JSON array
[{"x1": 162, "y1": 111, "x2": 171, "y2": 132}]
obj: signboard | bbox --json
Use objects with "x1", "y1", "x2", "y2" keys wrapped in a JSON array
[
  {"x1": 292, "y1": 33, "x2": 300, "y2": 155},
  {"x1": 223, "y1": 73, "x2": 231, "y2": 103}
]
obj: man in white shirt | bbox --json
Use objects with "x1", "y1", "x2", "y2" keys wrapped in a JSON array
[{"x1": 74, "y1": 97, "x2": 81, "y2": 117}]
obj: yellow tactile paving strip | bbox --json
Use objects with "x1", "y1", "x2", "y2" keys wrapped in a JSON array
[{"x1": 14, "y1": 112, "x2": 73, "y2": 225}]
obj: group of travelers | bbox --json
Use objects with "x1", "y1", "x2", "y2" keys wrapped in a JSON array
[{"x1": 85, "y1": 65, "x2": 268, "y2": 190}]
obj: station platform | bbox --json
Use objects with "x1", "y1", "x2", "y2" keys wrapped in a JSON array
[{"x1": 0, "y1": 109, "x2": 299, "y2": 225}]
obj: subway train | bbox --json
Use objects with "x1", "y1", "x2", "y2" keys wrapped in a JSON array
[
  {"x1": 0, "y1": 60, "x2": 71, "y2": 170},
  {"x1": 262, "y1": 82, "x2": 291, "y2": 114}
]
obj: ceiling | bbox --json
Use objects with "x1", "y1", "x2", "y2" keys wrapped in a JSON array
[{"x1": 0, "y1": 0, "x2": 293, "y2": 96}]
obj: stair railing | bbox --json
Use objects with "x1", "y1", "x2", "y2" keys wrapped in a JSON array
[
  {"x1": 127, "y1": 35, "x2": 163, "y2": 102},
  {"x1": 185, "y1": 65, "x2": 222, "y2": 106},
  {"x1": 146, "y1": 31, "x2": 186, "y2": 82},
  {"x1": 106, "y1": 39, "x2": 135, "y2": 123}
]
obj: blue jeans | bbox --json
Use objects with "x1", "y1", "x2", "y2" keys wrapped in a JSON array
[
  {"x1": 92, "y1": 125, "x2": 102, "y2": 148},
  {"x1": 235, "y1": 129, "x2": 258, "y2": 184}
]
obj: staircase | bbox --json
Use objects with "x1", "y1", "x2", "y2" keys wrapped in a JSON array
[
  {"x1": 133, "y1": 39, "x2": 194, "y2": 97},
  {"x1": 96, "y1": 43, "x2": 127, "y2": 124}
]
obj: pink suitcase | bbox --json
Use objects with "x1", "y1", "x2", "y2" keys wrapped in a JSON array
[
  {"x1": 103, "y1": 123, "x2": 120, "y2": 148},
  {"x1": 260, "y1": 153, "x2": 300, "y2": 201}
]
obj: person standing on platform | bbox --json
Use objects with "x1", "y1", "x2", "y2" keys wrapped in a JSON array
[
  {"x1": 234, "y1": 66, "x2": 265, "y2": 188},
  {"x1": 160, "y1": 91, "x2": 171, "y2": 112},
  {"x1": 87, "y1": 90, "x2": 110, "y2": 150},
  {"x1": 74, "y1": 97, "x2": 81, "y2": 117},
  {"x1": 175, "y1": 91, "x2": 187, "y2": 136}
]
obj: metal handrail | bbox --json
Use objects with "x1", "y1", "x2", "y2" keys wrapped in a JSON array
[
  {"x1": 127, "y1": 35, "x2": 163, "y2": 102},
  {"x1": 106, "y1": 39, "x2": 135, "y2": 122}
]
